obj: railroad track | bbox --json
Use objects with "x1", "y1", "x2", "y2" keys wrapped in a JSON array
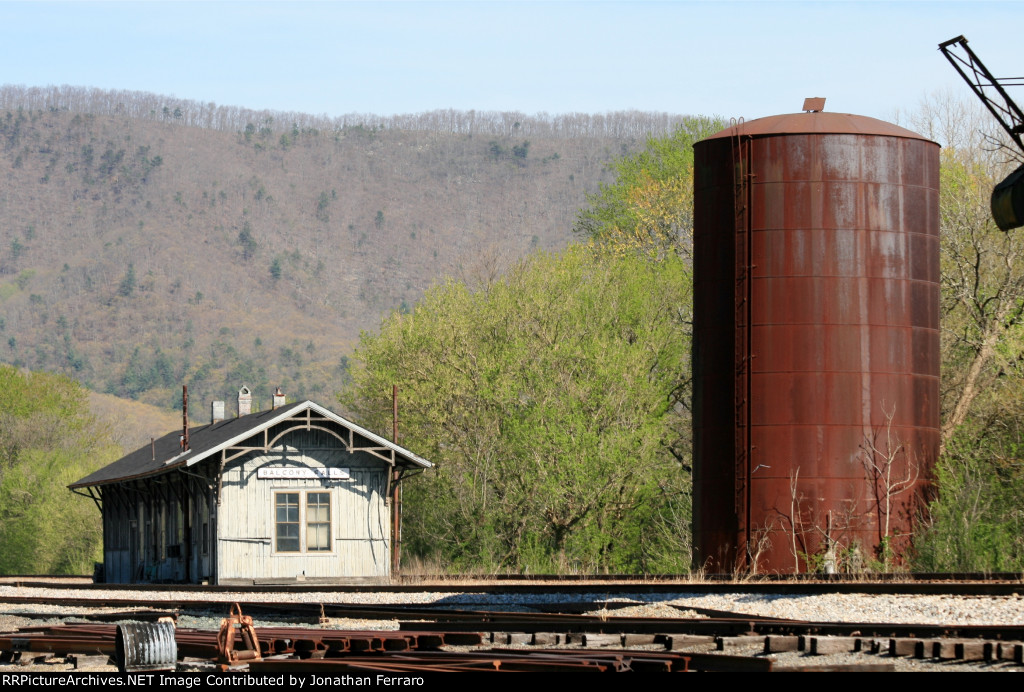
[
  {"x1": 2, "y1": 574, "x2": 1023, "y2": 596},
  {"x1": 1, "y1": 577, "x2": 1022, "y2": 672}
]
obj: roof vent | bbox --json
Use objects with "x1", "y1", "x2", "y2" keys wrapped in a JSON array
[
  {"x1": 803, "y1": 97, "x2": 826, "y2": 113},
  {"x1": 238, "y1": 386, "x2": 252, "y2": 416},
  {"x1": 211, "y1": 400, "x2": 225, "y2": 424},
  {"x1": 272, "y1": 387, "x2": 285, "y2": 410}
]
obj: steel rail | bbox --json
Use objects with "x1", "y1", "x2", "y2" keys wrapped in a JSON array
[
  {"x1": 396, "y1": 613, "x2": 1024, "y2": 642},
  {"x1": 16, "y1": 614, "x2": 1022, "y2": 649},
  {"x1": 2, "y1": 580, "x2": 1023, "y2": 603},
  {"x1": 3, "y1": 572, "x2": 1024, "y2": 589}
]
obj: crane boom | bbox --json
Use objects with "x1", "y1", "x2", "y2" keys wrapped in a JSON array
[
  {"x1": 940, "y1": 35, "x2": 1024, "y2": 231},
  {"x1": 939, "y1": 35, "x2": 1024, "y2": 152}
]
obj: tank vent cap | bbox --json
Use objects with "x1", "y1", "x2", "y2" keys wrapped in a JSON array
[{"x1": 803, "y1": 97, "x2": 826, "y2": 113}]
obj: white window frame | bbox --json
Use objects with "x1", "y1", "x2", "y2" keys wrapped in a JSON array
[{"x1": 273, "y1": 490, "x2": 333, "y2": 554}]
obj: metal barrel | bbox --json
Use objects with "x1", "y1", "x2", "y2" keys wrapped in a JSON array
[{"x1": 115, "y1": 622, "x2": 177, "y2": 673}]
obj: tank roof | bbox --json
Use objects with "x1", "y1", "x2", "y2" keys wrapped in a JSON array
[{"x1": 703, "y1": 111, "x2": 933, "y2": 142}]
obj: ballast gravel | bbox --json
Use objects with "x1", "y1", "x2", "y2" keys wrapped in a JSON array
[{"x1": 3, "y1": 583, "x2": 1023, "y2": 625}]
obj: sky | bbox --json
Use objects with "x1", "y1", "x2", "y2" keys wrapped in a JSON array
[{"x1": 1, "y1": 0, "x2": 1022, "y2": 125}]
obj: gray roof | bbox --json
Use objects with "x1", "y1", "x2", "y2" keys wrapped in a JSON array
[{"x1": 70, "y1": 400, "x2": 432, "y2": 488}]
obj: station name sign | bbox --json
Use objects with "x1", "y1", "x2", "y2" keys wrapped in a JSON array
[{"x1": 257, "y1": 467, "x2": 350, "y2": 480}]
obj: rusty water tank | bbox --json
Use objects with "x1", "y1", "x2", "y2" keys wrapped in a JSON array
[{"x1": 692, "y1": 108, "x2": 940, "y2": 573}]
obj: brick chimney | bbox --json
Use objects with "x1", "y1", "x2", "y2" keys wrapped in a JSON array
[
  {"x1": 272, "y1": 386, "x2": 285, "y2": 410},
  {"x1": 238, "y1": 386, "x2": 252, "y2": 416}
]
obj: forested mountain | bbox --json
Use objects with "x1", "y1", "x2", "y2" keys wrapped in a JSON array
[{"x1": 0, "y1": 85, "x2": 698, "y2": 409}]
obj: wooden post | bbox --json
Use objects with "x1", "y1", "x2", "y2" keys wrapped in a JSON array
[
  {"x1": 391, "y1": 385, "x2": 401, "y2": 577},
  {"x1": 181, "y1": 385, "x2": 190, "y2": 451}
]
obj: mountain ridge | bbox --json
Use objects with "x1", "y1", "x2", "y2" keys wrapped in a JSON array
[{"x1": 0, "y1": 85, "x2": 699, "y2": 412}]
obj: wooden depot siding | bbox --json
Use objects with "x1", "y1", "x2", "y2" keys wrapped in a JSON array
[
  {"x1": 217, "y1": 429, "x2": 390, "y2": 582},
  {"x1": 97, "y1": 462, "x2": 218, "y2": 584}
]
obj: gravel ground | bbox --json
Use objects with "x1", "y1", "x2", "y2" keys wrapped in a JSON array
[{"x1": 1, "y1": 583, "x2": 1022, "y2": 672}]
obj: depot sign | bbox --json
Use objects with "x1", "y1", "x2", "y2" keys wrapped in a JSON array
[{"x1": 256, "y1": 467, "x2": 350, "y2": 480}]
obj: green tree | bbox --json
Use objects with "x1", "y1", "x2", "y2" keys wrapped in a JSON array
[
  {"x1": 936, "y1": 149, "x2": 1024, "y2": 441},
  {"x1": 10, "y1": 238, "x2": 25, "y2": 264},
  {"x1": 117, "y1": 263, "x2": 137, "y2": 297},
  {"x1": 119, "y1": 346, "x2": 178, "y2": 397},
  {"x1": 904, "y1": 95, "x2": 1024, "y2": 571},
  {"x1": 0, "y1": 366, "x2": 120, "y2": 574},
  {"x1": 487, "y1": 141, "x2": 506, "y2": 161},
  {"x1": 915, "y1": 423, "x2": 1024, "y2": 571},
  {"x1": 316, "y1": 191, "x2": 330, "y2": 222},
  {"x1": 237, "y1": 223, "x2": 258, "y2": 260},
  {"x1": 574, "y1": 116, "x2": 724, "y2": 258},
  {"x1": 344, "y1": 245, "x2": 692, "y2": 573}
]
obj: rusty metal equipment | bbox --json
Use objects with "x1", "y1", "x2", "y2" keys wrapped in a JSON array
[
  {"x1": 692, "y1": 106, "x2": 941, "y2": 573},
  {"x1": 4, "y1": 608, "x2": 1023, "y2": 671},
  {"x1": 940, "y1": 35, "x2": 1024, "y2": 231},
  {"x1": 216, "y1": 602, "x2": 261, "y2": 666}
]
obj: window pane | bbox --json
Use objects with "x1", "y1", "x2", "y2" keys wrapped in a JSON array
[
  {"x1": 306, "y1": 492, "x2": 330, "y2": 551},
  {"x1": 307, "y1": 524, "x2": 330, "y2": 551},
  {"x1": 309, "y1": 505, "x2": 327, "y2": 523},
  {"x1": 275, "y1": 493, "x2": 300, "y2": 552}
]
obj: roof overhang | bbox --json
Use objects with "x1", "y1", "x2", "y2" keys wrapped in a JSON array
[
  {"x1": 69, "y1": 400, "x2": 432, "y2": 489},
  {"x1": 182, "y1": 400, "x2": 433, "y2": 470}
]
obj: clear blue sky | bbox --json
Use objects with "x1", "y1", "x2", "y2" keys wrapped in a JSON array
[{"x1": 1, "y1": 0, "x2": 1021, "y2": 123}]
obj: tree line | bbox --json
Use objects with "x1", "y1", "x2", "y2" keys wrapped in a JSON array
[{"x1": 0, "y1": 84, "x2": 703, "y2": 139}]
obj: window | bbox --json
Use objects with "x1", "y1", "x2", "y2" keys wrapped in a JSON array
[
  {"x1": 275, "y1": 491, "x2": 331, "y2": 553},
  {"x1": 275, "y1": 492, "x2": 300, "y2": 552},
  {"x1": 306, "y1": 492, "x2": 331, "y2": 551}
]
